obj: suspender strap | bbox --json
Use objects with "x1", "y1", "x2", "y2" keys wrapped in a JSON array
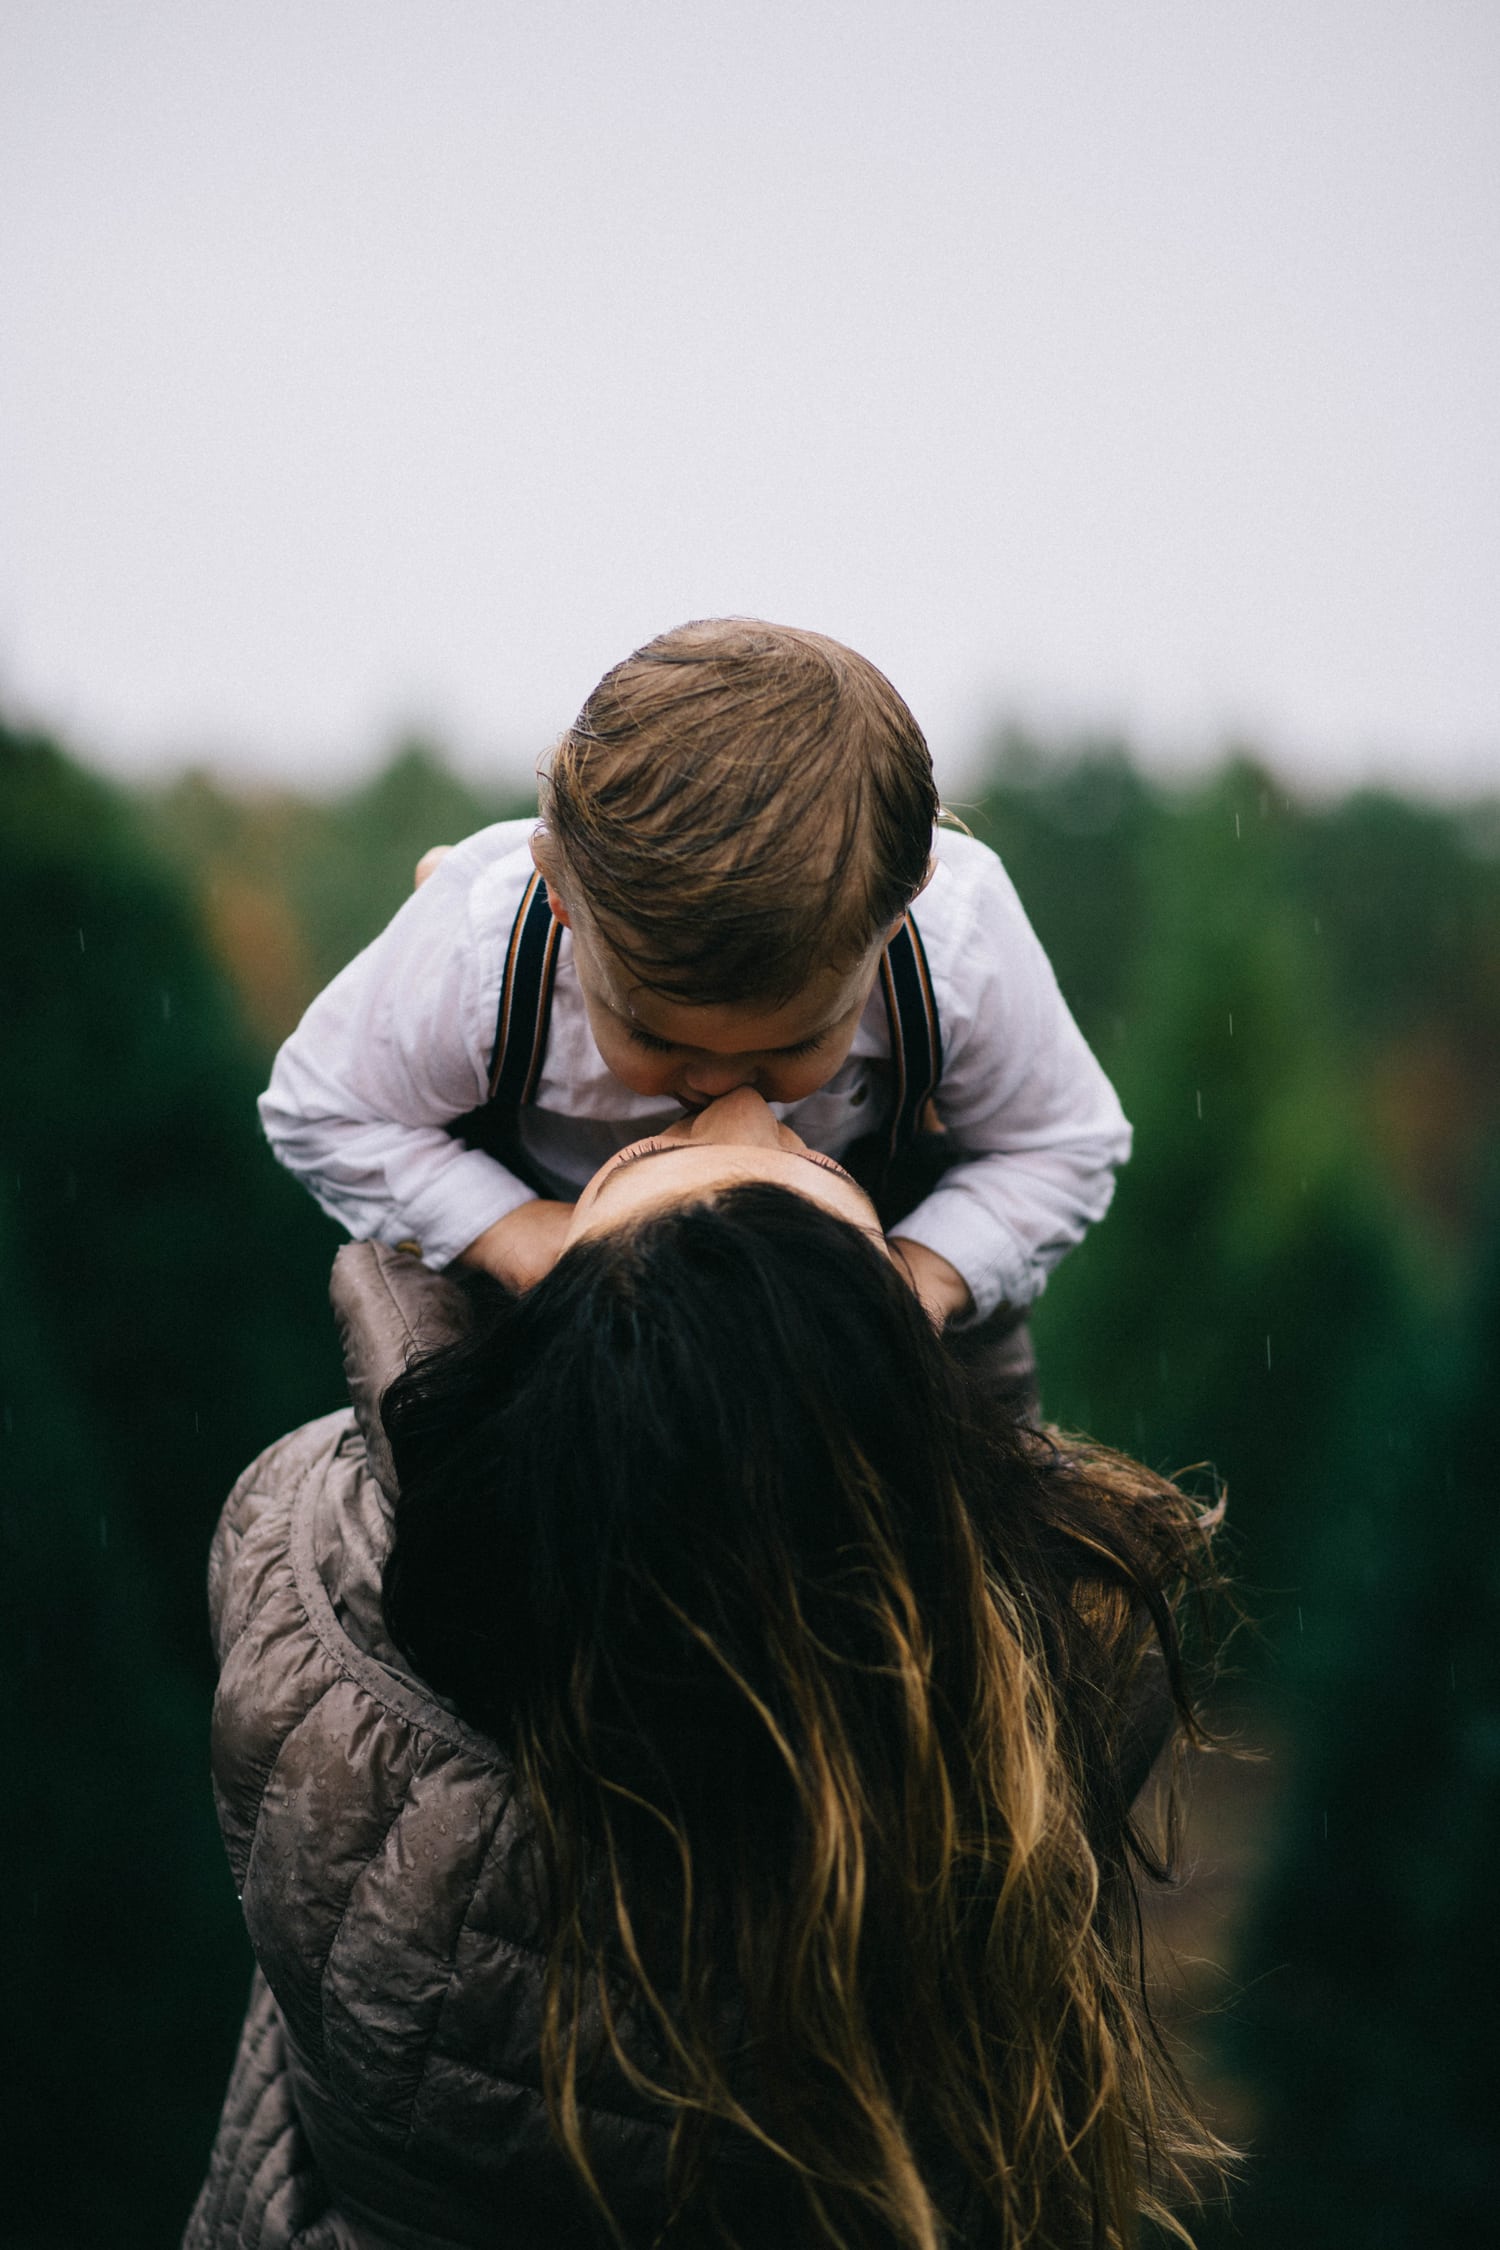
[
  {"x1": 485, "y1": 871, "x2": 562, "y2": 1108},
  {"x1": 878, "y1": 913, "x2": 943, "y2": 1162}
]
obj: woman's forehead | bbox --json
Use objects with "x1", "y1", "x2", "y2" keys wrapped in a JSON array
[{"x1": 581, "y1": 1142, "x2": 884, "y2": 1241}]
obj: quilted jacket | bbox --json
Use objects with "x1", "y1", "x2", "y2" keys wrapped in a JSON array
[
  {"x1": 186, "y1": 1243, "x2": 1175, "y2": 2249},
  {"x1": 185, "y1": 1242, "x2": 740, "y2": 2250}
]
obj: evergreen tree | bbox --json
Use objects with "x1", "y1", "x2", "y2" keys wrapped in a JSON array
[
  {"x1": 1002, "y1": 761, "x2": 1426, "y2": 1617},
  {"x1": 1205, "y1": 1183, "x2": 1500, "y2": 2242},
  {"x1": 145, "y1": 739, "x2": 532, "y2": 1039},
  {"x1": 0, "y1": 725, "x2": 342, "y2": 2244}
]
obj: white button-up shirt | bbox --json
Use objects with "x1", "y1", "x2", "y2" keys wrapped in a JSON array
[{"x1": 259, "y1": 821, "x2": 1131, "y2": 1322}]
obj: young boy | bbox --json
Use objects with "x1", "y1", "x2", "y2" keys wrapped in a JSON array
[{"x1": 260, "y1": 620, "x2": 1129, "y2": 1391}]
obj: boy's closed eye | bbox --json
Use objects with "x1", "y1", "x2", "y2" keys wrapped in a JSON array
[{"x1": 626, "y1": 1023, "x2": 829, "y2": 1061}]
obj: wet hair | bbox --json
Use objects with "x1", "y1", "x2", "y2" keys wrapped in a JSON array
[
  {"x1": 383, "y1": 1187, "x2": 1228, "y2": 2249},
  {"x1": 539, "y1": 618, "x2": 941, "y2": 1004}
]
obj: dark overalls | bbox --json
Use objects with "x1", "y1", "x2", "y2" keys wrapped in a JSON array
[{"x1": 449, "y1": 873, "x2": 1039, "y2": 1419}]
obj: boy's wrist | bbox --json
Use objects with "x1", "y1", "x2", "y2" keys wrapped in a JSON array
[
  {"x1": 887, "y1": 1235, "x2": 973, "y2": 1329},
  {"x1": 458, "y1": 1199, "x2": 575, "y2": 1292}
]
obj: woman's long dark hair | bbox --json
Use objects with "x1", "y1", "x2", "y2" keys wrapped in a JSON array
[{"x1": 382, "y1": 1185, "x2": 1226, "y2": 2249}]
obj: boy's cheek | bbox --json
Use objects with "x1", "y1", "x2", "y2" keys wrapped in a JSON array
[
  {"x1": 757, "y1": 1056, "x2": 842, "y2": 1104},
  {"x1": 759, "y1": 1029, "x2": 864, "y2": 1105},
  {"x1": 588, "y1": 1017, "x2": 676, "y2": 1097},
  {"x1": 617, "y1": 1060, "x2": 679, "y2": 1098}
]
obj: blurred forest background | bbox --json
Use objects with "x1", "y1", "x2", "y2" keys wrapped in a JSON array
[{"x1": 4, "y1": 716, "x2": 1497, "y2": 2246}]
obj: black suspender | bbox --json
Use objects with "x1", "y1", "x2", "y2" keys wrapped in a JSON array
[
  {"x1": 453, "y1": 876, "x2": 941, "y2": 1177},
  {"x1": 485, "y1": 871, "x2": 562, "y2": 1108},
  {"x1": 877, "y1": 913, "x2": 944, "y2": 1163},
  {"x1": 445, "y1": 871, "x2": 561, "y2": 1177}
]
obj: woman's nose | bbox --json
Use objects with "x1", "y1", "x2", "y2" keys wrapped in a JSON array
[{"x1": 685, "y1": 1085, "x2": 781, "y2": 1144}]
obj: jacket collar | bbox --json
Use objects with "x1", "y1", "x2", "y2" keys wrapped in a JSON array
[{"x1": 329, "y1": 1243, "x2": 475, "y2": 1503}]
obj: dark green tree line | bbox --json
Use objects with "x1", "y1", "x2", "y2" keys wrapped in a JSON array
[{"x1": 1, "y1": 728, "x2": 341, "y2": 2246}]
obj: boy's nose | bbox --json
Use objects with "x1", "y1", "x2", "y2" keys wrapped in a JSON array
[{"x1": 681, "y1": 1054, "x2": 759, "y2": 1101}]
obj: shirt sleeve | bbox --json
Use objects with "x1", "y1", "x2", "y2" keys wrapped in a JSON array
[
  {"x1": 257, "y1": 839, "x2": 539, "y2": 1270},
  {"x1": 886, "y1": 840, "x2": 1132, "y2": 1324}
]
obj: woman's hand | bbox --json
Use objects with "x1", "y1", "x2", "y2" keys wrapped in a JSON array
[
  {"x1": 887, "y1": 1237, "x2": 973, "y2": 1329},
  {"x1": 459, "y1": 1200, "x2": 575, "y2": 1291}
]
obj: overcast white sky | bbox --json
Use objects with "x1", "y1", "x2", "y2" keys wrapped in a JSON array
[{"x1": 2, "y1": 0, "x2": 1496, "y2": 798}]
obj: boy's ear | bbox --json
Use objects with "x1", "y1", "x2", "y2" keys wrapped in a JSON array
[
  {"x1": 529, "y1": 833, "x2": 573, "y2": 929},
  {"x1": 880, "y1": 858, "x2": 938, "y2": 943}
]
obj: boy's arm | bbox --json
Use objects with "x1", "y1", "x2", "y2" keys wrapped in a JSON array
[
  {"x1": 886, "y1": 1236, "x2": 973, "y2": 1328},
  {"x1": 888, "y1": 841, "x2": 1132, "y2": 1326},
  {"x1": 457, "y1": 1198, "x2": 575, "y2": 1290},
  {"x1": 259, "y1": 837, "x2": 547, "y2": 1272}
]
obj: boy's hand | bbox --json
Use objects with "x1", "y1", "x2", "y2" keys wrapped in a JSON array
[
  {"x1": 887, "y1": 1236, "x2": 973, "y2": 1329},
  {"x1": 459, "y1": 1200, "x2": 575, "y2": 1292},
  {"x1": 414, "y1": 845, "x2": 453, "y2": 889}
]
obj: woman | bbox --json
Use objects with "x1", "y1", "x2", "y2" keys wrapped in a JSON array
[{"x1": 187, "y1": 1093, "x2": 1225, "y2": 2250}]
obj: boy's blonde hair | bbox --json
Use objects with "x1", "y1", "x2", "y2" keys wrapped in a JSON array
[{"x1": 540, "y1": 619, "x2": 939, "y2": 1004}]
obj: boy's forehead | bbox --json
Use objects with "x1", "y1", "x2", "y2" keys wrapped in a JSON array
[{"x1": 580, "y1": 921, "x2": 878, "y2": 1042}]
